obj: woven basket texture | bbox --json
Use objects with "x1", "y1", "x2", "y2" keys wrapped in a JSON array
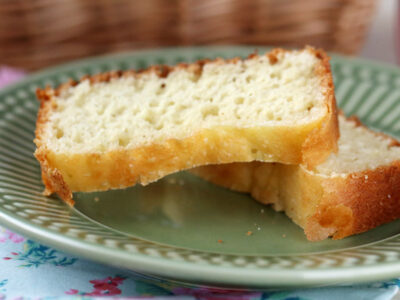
[{"x1": 0, "y1": 0, "x2": 377, "y2": 70}]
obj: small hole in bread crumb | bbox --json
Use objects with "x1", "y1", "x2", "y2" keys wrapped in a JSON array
[
  {"x1": 144, "y1": 112, "x2": 156, "y2": 124},
  {"x1": 202, "y1": 106, "x2": 219, "y2": 119},
  {"x1": 74, "y1": 135, "x2": 82, "y2": 144},
  {"x1": 177, "y1": 104, "x2": 189, "y2": 112},
  {"x1": 235, "y1": 97, "x2": 244, "y2": 105},
  {"x1": 266, "y1": 112, "x2": 274, "y2": 120},
  {"x1": 246, "y1": 76, "x2": 254, "y2": 83},
  {"x1": 270, "y1": 73, "x2": 281, "y2": 80},
  {"x1": 118, "y1": 137, "x2": 129, "y2": 147},
  {"x1": 234, "y1": 108, "x2": 242, "y2": 120},
  {"x1": 149, "y1": 100, "x2": 159, "y2": 107},
  {"x1": 114, "y1": 107, "x2": 125, "y2": 116},
  {"x1": 56, "y1": 129, "x2": 64, "y2": 139}
]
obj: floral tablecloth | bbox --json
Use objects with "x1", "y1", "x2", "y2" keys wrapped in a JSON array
[{"x1": 1, "y1": 67, "x2": 400, "y2": 300}]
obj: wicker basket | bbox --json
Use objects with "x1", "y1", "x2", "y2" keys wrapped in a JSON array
[{"x1": 0, "y1": 0, "x2": 377, "y2": 70}]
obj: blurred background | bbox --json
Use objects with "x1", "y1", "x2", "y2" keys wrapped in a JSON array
[{"x1": 0, "y1": 0, "x2": 397, "y2": 71}]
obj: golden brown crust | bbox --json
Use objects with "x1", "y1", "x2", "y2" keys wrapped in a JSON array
[
  {"x1": 34, "y1": 47, "x2": 338, "y2": 204},
  {"x1": 301, "y1": 47, "x2": 339, "y2": 168},
  {"x1": 36, "y1": 124, "x2": 324, "y2": 198},
  {"x1": 191, "y1": 162, "x2": 259, "y2": 193},
  {"x1": 35, "y1": 150, "x2": 74, "y2": 206},
  {"x1": 193, "y1": 116, "x2": 400, "y2": 241},
  {"x1": 310, "y1": 161, "x2": 400, "y2": 240}
]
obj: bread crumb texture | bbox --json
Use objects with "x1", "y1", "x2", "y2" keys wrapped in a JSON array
[
  {"x1": 43, "y1": 50, "x2": 326, "y2": 153},
  {"x1": 315, "y1": 115, "x2": 400, "y2": 176}
]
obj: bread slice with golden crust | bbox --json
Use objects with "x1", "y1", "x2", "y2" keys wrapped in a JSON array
[
  {"x1": 34, "y1": 47, "x2": 338, "y2": 205},
  {"x1": 192, "y1": 115, "x2": 400, "y2": 241}
]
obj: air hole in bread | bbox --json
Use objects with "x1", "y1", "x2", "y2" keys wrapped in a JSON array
[
  {"x1": 144, "y1": 112, "x2": 156, "y2": 125},
  {"x1": 201, "y1": 106, "x2": 219, "y2": 119},
  {"x1": 115, "y1": 107, "x2": 125, "y2": 116},
  {"x1": 74, "y1": 135, "x2": 82, "y2": 144},
  {"x1": 149, "y1": 101, "x2": 158, "y2": 107},
  {"x1": 118, "y1": 137, "x2": 129, "y2": 147},
  {"x1": 234, "y1": 108, "x2": 242, "y2": 120},
  {"x1": 235, "y1": 97, "x2": 244, "y2": 105},
  {"x1": 56, "y1": 128, "x2": 64, "y2": 139},
  {"x1": 266, "y1": 112, "x2": 274, "y2": 120},
  {"x1": 270, "y1": 73, "x2": 281, "y2": 80},
  {"x1": 177, "y1": 104, "x2": 189, "y2": 112},
  {"x1": 246, "y1": 75, "x2": 254, "y2": 83}
]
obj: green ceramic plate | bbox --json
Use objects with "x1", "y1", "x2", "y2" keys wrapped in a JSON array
[{"x1": 1, "y1": 46, "x2": 400, "y2": 289}]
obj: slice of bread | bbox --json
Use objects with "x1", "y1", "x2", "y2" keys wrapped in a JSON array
[
  {"x1": 192, "y1": 115, "x2": 400, "y2": 241},
  {"x1": 34, "y1": 47, "x2": 338, "y2": 204}
]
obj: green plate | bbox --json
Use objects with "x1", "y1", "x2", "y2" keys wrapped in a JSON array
[{"x1": 1, "y1": 46, "x2": 400, "y2": 289}]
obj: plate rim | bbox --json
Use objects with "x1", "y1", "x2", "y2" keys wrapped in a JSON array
[{"x1": 2, "y1": 206, "x2": 400, "y2": 288}]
